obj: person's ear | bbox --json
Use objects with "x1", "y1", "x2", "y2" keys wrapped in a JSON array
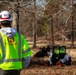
[
  {"x1": 0, "y1": 22, "x2": 1, "y2": 28},
  {"x1": 10, "y1": 21, "x2": 12, "y2": 27}
]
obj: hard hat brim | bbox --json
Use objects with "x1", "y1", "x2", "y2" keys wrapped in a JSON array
[{"x1": 0, "y1": 17, "x2": 12, "y2": 21}]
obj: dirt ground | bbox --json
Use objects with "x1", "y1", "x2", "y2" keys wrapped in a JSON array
[
  {"x1": 20, "y1": 65, "x2": 76, "y2": 75},
  {"x1": 20, "y1": 48, "x2": 76, "y2": 75}
]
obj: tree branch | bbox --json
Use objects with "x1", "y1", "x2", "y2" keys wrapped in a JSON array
[{"x1": 20, "y1": 0, "x2": 34, "y2": 7}]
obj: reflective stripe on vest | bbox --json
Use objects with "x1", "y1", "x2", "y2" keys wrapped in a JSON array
[
  {"x1": 18, "y1": 33, "x2": 21, "y2": 60},
  {"x1": 22, "y1": 48, "x2": 31, "y2": 54},
  {"x1": 0, "y1": 33, "x2": 21, "y2": 62},
  {"x1": 0, "y1": 58, "x2": 22, "y2": 63},
  {"x1": 0, "y1": 34, "x2": 5, "y2": 62}
]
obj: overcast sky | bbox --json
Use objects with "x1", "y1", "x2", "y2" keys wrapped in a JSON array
[{"x1": 36, "y1": 0, "x2": 46, "y2": 6}]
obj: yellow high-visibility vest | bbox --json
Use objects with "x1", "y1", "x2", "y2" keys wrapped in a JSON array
[{"x1": 0, "y1": 32, "x2": 33, "y2": 70}]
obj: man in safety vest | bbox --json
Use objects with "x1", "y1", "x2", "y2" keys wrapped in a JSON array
[{"x1": 0, "y1": 11, "x2": 33, "y2": 75}]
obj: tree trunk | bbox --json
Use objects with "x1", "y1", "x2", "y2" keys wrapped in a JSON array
[{"x1": 33, "y1": 0, "x2": 37, "y2": 48}]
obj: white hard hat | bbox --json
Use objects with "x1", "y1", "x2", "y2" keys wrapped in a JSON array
[{"x1": 0, "y1": 11, "x2": 12, "y2": 22}]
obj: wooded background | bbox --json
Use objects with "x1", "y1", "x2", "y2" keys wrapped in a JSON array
[{"x1": 0, "y1": 0, "x2": 76, "y2": 48}]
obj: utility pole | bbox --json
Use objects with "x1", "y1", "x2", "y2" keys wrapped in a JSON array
[{"x1": 71, "y1": 0, "x2": 74, "y2": 48}]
